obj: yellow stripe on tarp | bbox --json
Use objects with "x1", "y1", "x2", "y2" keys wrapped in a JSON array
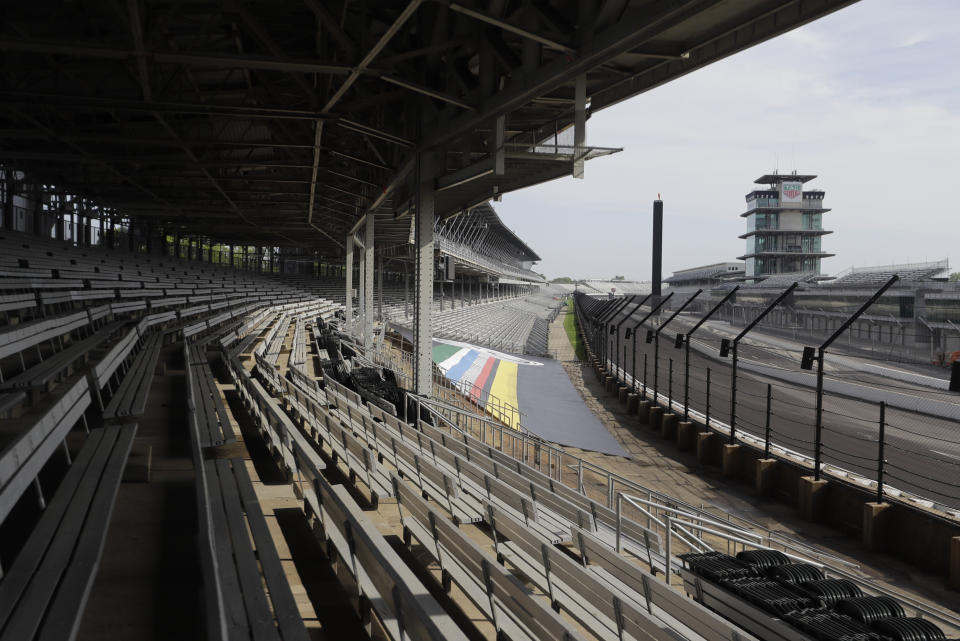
[{"x1": 487, "y1": 360, "x2": 520, "y2": 429}]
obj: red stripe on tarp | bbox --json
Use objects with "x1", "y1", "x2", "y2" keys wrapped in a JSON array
[
  {"x1": 477, "y1": 359, "x2": 500, "y2": 406},
  {"x1": 470, "y1": 357, "x2": 496, "y2": 403}
]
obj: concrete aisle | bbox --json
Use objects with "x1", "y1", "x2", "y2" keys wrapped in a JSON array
[{"x1": 548, "y1": 306, "x2": 577, "y2": 362}]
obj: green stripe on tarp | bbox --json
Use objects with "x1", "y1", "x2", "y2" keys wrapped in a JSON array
[{"x1": 432, "y1": 343, "x2": 461, "y2": 364}]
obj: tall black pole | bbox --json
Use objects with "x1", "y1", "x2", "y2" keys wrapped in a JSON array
[{"x1": 652, "y1": 199, "x2": 663, "y2": 297}]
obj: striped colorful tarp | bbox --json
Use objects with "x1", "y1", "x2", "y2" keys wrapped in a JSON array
[{"x1": 432, "y1": 340, "x2": 538, "y2": 429}]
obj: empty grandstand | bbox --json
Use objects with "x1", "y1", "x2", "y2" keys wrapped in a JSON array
[{"x1": 5, "y1": 2, "x2": 960, "y2": 641}]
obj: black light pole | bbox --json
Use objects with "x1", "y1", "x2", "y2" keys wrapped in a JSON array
[
  {"x1": 721, "y1": 282, "x2": 799, "y2": 445},
  {"x1": 627, "y1": 293, "x2": 673, "y2": 395},
  {"x1": 803, "y1": 275, "x2": 899, "y2": 480},
  {"x1": 646, "y1": 290, "x2": 702, "y2": 405},
  {"x1": 679, "y1": 286, "x2": 740, "y2": 421},
  {"x1": 614, "y1": 295, "x2": 651, "y2": 384}
]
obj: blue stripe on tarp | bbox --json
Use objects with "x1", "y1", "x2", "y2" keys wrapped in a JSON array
[{"x1": 446, "y1": 350, "x2": 479, "y2": 382}]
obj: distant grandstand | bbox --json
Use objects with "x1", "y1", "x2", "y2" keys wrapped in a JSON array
[
  {"x1": 579, "y1": 279, "x2": 651, "y2": 296},
  {"x1": 663, "y1": 258, "x2": 958, "y2": 363},
  {"x1": 824, "y1": 259, "x2": 950, "y2": 287}
]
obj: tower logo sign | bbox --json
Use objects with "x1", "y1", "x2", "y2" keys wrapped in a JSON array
[{"x1": 780, "y1": 181, "x2": 803, "y2": 204}]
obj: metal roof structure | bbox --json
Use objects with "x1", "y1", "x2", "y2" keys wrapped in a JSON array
[
  {"x1": 754, "y1": 174, "x2": 819, "y2": 185},
  {"x1": 1, "y1": 0, "x2": 859, "y2": 259}
]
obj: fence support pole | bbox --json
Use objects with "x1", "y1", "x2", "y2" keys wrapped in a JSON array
[
  {"x1": 683, "y1": 286, "x2": 740, "y2": 422},
  {"x1": 668, "y1": 359, "x2": 673, "y2": 409},
  {"x1": 808, "y1": 276, "x2": 899, "y2": 481},
  {"x1": 764, "y1": 383, "x2": 772, "y2": 458},
  {"x1": 642, "y1": 354, "x2": 648, "y2": 397},
  {"x1": 724, "y1": 282, "x2": 799, "y2": 446},
  {"x1": 683, "y1": 341, "x2": 690, "y2": 420},
  {"x1": 729, "y1": 342, "x2": 739, "y2": 445},
  {"x1": 876, "y1": 401, "x2": 886, "y2": 504},
  {"x1": 705, "y1": 368, "x2": 711, "y2": 429}
]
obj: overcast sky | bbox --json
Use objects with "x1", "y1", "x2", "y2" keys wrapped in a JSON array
[{"x1": 494, "y1": 0, "x2": 960, "y2": 281}]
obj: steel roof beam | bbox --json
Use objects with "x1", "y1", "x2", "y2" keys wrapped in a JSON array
[
  {"x1": 0, "y1": 92, "x2": 339, "y2": 120},
  {"x1": 448, "y1": 3, "x2": 574, "y2": 53},
  {"x1": 302, "y1": 0, "x2": 359, "y2": 60},
  {"x1": 379, "y1": 75, "x2": 474, "y2": 110},
  {"x1": 0, "y1": 37, "x2": 371, "y2": 75},
  {"x1": 367, "y1": 0, "x2": 716, "y2": 216},
  {"x1": 307, "y1": 0, "x2": 422, "y2": 228}
]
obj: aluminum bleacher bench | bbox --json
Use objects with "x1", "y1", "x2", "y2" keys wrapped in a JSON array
[
  {"x1": 185, "y1": 344, "x2": 235, "y2": 448},
  {"x1": 200, "y1": 457, "x2": 309, "y2": 641},
  {"x1": 87, "y1": 326, "x2": 139, "y2": 408},
  {"x1": 301, "y1": 466, "x2": 469, "y2": 641},
  {"x1": 227, "y1": 356, "x2": 326, "y2": 480},
  {"x1": 0, "y1": 293, "x2": 38, "y2": 315},
  {"x1": 290, "y1": 397, "x2": 390, "y2": 506},
  {"x1": 360, "y1": 415, "x2": 481, "y2": 524},
  {"x1": 574, "y1": 529, "x2": 756, "y2": 641},
  {"x1": 484, "y1": 501, "x2": 698, "y2": 641},
  {"x1": 102, "y1": 331, "x2": 163, "y2": 420},
  {"x1": 0, "y1": 376, "x2": 136, "y2": 641},
  {"x1": 419, "y1": 420, "x2": 663, "y2": 565},
  {"x1": 391, "y1": 473, "x2": 587, "y2": 641},
  {"x1": 185, "y1": 357, "x2": 308, "y2": 641},
  {"x1": 0, "y1": 391, "x2": 26, "y2": 419},
  {"x1": 0, "y1": 319, "x2": 125, "y2": 396},
  {"x1": 0, "y1": 310, "x2": 92, "y2": 362}
]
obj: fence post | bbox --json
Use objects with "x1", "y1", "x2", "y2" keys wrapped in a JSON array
[
  {"x1": 729, "y1": 342, "x2": 739, "y2": 445},
  {"x1": 668, "y1": 358, "x2": 673, "y2": 409},
  {"x1": 763, "y1": 383, "x2": 772, "y2": 458},
  {"x1": 876, "y1": 401, "x2": 886, "y2": 504},
  {"x1": 705, "y1": 368, "x2": 711, "y2": 428},
  {"x1": 622, "y1": 345, "x2": 627, "y2": 384},
  {"x1": 642, "y1": 354, "x2": 648, "y2": 397}
]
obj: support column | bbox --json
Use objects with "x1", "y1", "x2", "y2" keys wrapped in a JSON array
[
  {"x1": 55, "y1": 193, "x2": 65, "y2": 241},
  {"x1": 414, "y1": 151, "x2": 435, "y2": 397},
  {"x1": 377, "y1": 254, "x2": 383, "y2": 322},
  {"x1": 363, "y1": 213, "x2": 375, "y2": 349},
  {"x1": 345, "y1": 235, "x2": 354, "y2": 331},
  {"x1": 3, "y1": 173, "x2": 14, "y2": 231},
  {"x1": 32, "y1": 183, "x2": 43, "y2": 237},
  {"x1": 404, "y1": 260, "x2": 410, "y2": 320}
]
